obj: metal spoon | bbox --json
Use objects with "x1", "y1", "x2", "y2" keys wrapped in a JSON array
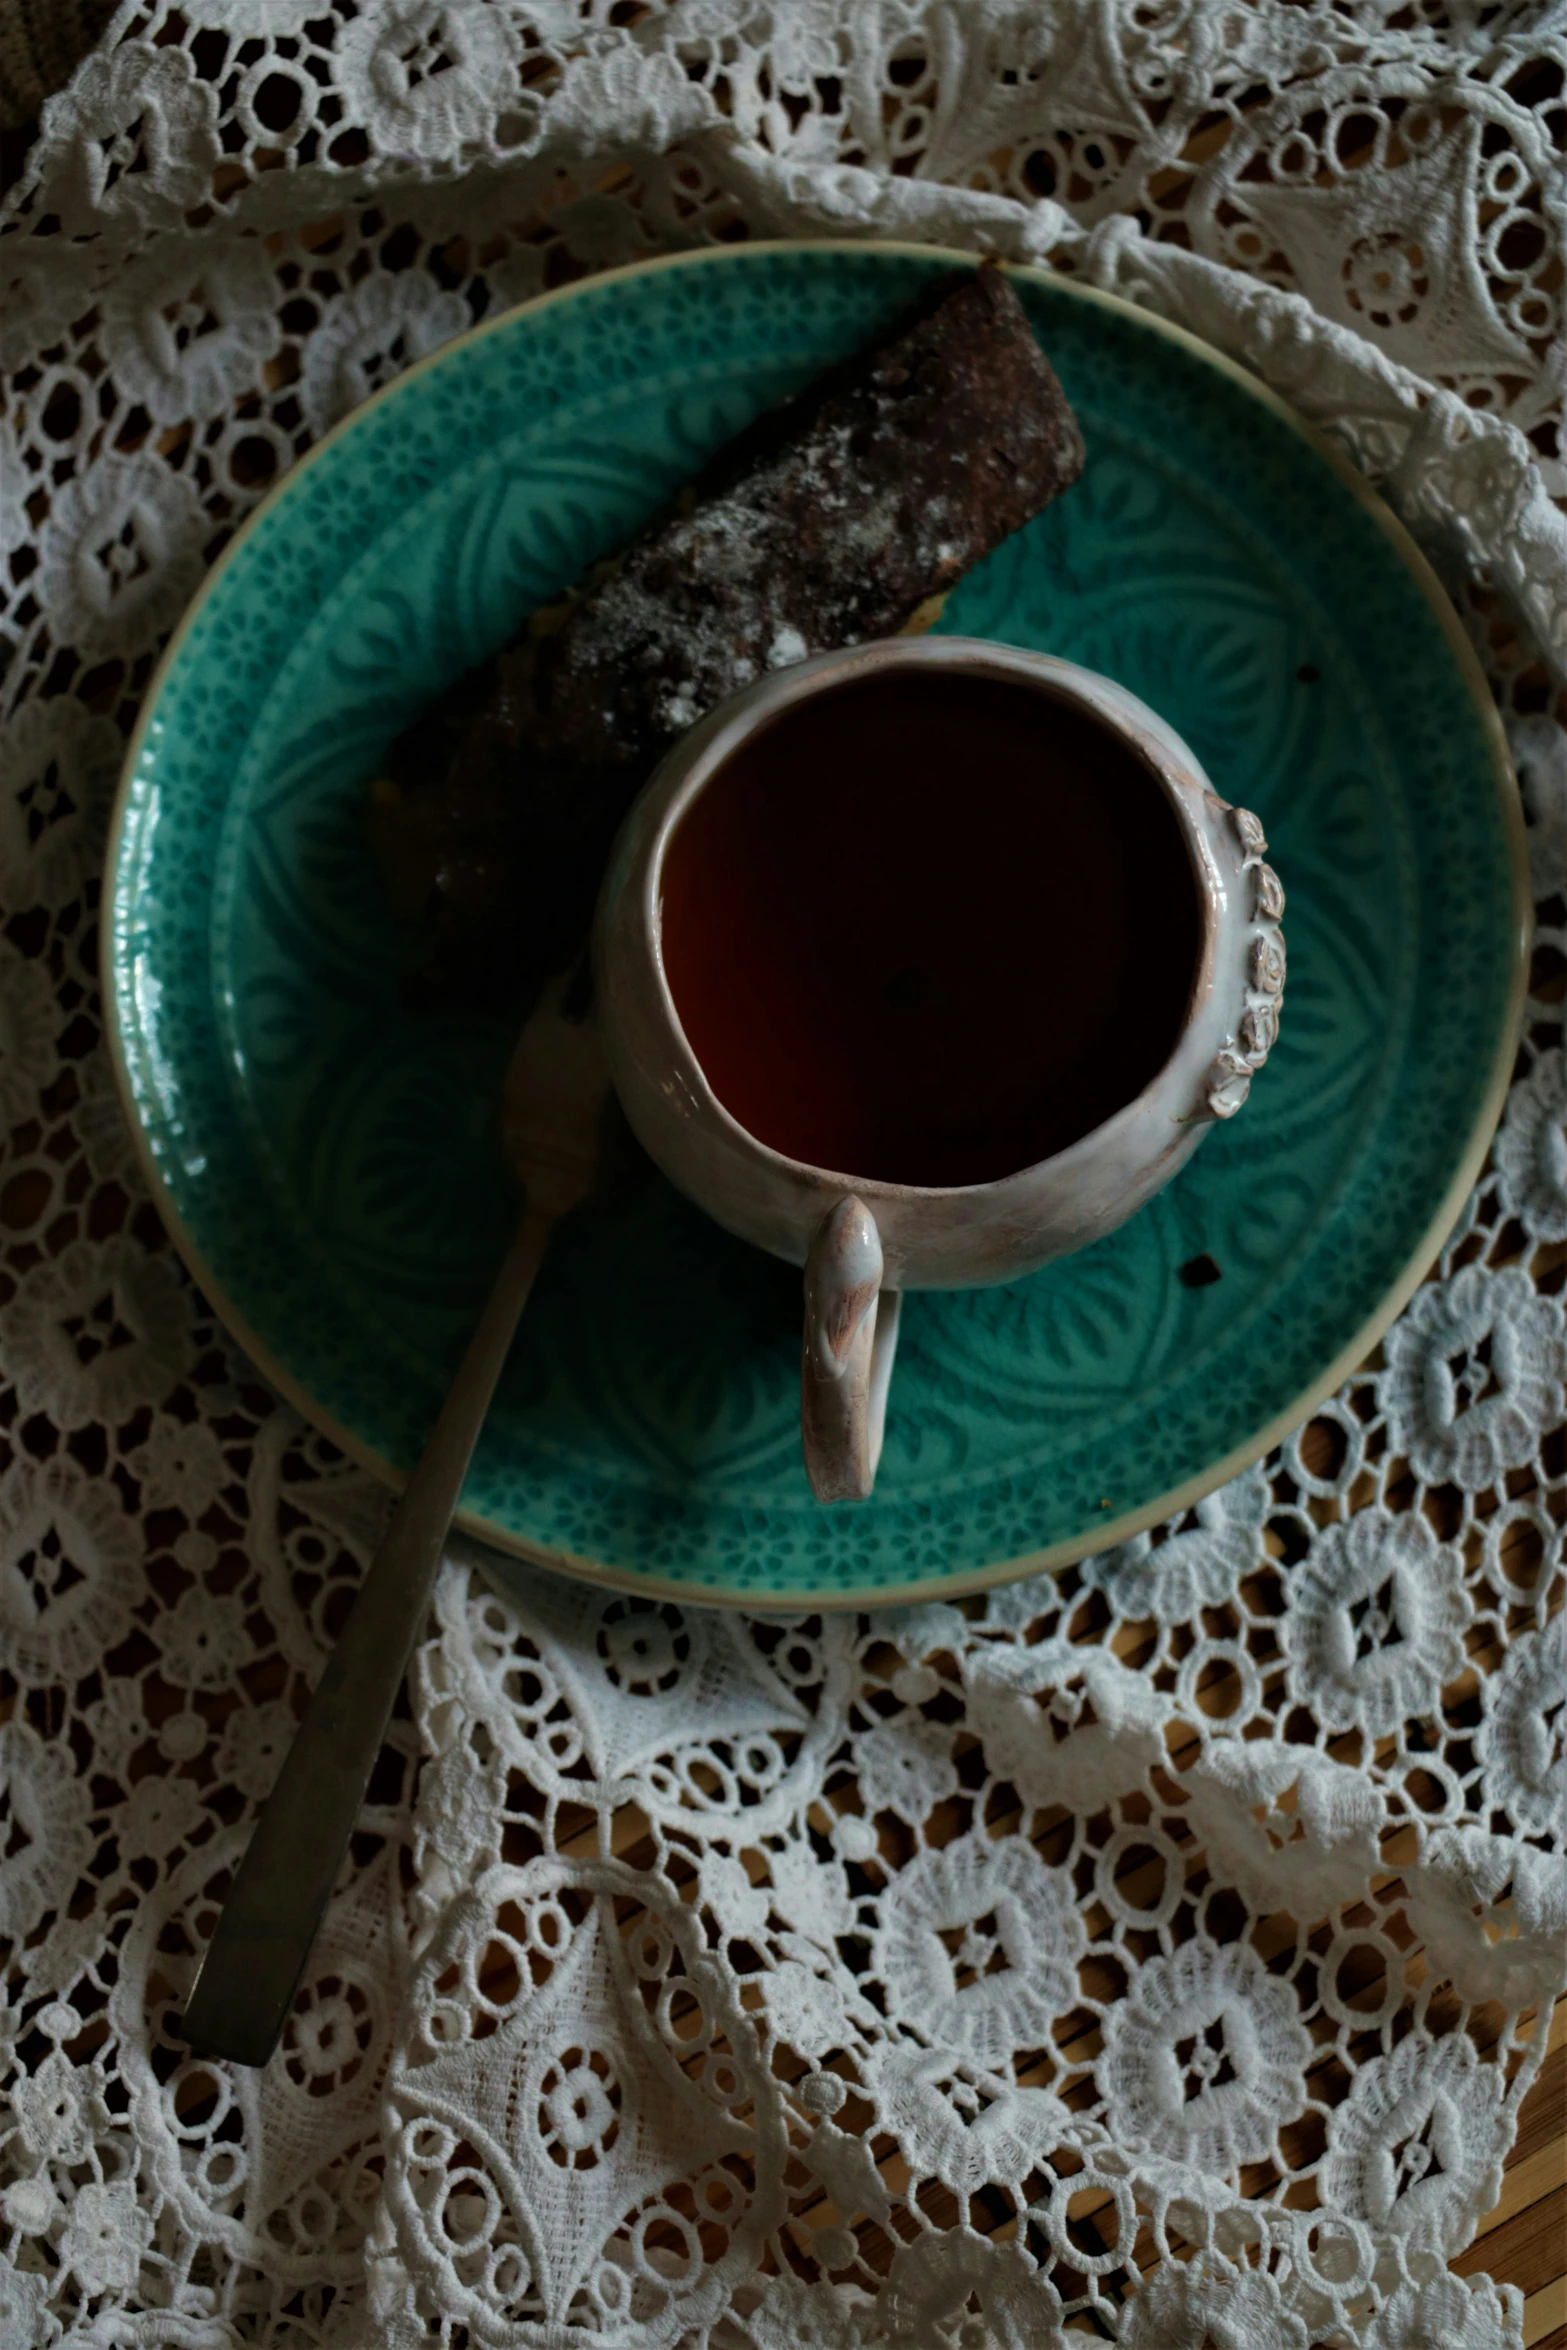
[{"x1": 181, "y1": 977, "x2": 608, "y2": 2067}]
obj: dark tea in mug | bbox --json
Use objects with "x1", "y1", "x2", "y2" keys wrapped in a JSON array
[{"x1": 659, "y1": 667, "x2": 1201, "y2": 1188}]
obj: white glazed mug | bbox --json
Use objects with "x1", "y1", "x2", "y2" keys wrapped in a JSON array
[{"x1": 592, "y1": 637, "x2": 1285, "y2": 1502}]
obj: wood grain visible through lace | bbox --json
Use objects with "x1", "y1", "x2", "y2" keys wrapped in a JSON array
[{"x1": 444, "y1": 1438, "x2": 1562, "y2": 2312}]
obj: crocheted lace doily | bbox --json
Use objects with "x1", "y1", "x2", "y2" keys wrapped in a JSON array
[{"x1": 1, "y1": 6, "x2": 1563, "y2": 2346}]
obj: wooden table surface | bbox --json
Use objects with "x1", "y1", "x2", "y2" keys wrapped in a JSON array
[{"x1": 1473, "y1": 1994, "x2": 1566, "y2": 2346}]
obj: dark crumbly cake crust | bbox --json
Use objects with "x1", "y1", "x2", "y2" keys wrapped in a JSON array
[{"x1": 379, "y1": 265, "x2": 1085, "y2": 1011}]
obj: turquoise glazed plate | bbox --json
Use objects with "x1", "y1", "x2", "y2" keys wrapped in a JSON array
[{"x1": 105, "y1": 243, "x2": 1528, "y2": 1609}]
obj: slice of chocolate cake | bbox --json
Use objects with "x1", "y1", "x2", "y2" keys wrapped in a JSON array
[{"x1": 376, "y1": 263, "x2": 1085, "y2": 1011}]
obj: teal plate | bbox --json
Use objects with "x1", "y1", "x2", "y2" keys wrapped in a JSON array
[{"x1": 105, "y1": 243, "x2": 1528, "y2": 1609}]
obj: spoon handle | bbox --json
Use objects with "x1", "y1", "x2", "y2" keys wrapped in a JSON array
[{"x1": 181, "y1": 1204, "x2": 555, "y2": 2069}]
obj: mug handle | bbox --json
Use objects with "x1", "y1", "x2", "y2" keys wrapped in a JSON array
[{"x1": 801, "y1": 1197, "x2": 903, "y2": 1502}]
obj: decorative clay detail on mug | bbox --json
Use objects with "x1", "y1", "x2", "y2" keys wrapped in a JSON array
[{"x1": 1204, "y1": 804, "x2": 1288, "y2": 1121}]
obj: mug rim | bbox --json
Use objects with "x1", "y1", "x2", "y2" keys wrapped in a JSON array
[{"x1": 633, "y1": 634, "x2": 1223, "y2": 1204}]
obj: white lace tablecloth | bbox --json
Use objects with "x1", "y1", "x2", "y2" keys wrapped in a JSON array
[{"x1": 1, "y1": 5, "x2": 1564, "y2": 2345}]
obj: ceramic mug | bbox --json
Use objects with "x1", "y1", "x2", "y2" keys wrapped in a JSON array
[{"x1": 592, "y1": 637, "x2": 1285, "y2": 1502}]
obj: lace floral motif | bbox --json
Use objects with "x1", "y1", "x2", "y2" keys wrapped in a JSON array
[
  {"x1": 1, "y1": 3, "x2": 1562, "y2": 2344},
  {"x1": 58, "y1": 2178, "x2": 152, "y2": 2295},
  {"x1": 0, "y1": 2263, "x2": 57, "y2": 2348},
  {"x1": 100, "y1": 238, "x2": 282, "y2": 428},
  {"x1": 336, "y1": 1, "x2": 525, "y2": 165},
  {"x1": 1474, "y1": 1615, "x2": 1567, "y2": 1840},
  {"x1": 1407, "y1": 1827, "x2": 1567, "y2": 2013},
  {"x1": 155, "y1": 1586, "x2": 252, "y2": 1687},
  {"x1": 869, "y1": 1832, "x2": 1085, "y2": 2067},
  {"x1": 0, "y1": 1722, "x2": 91, "y2": 1946},
  {"x1": 964, "y1": 1642, "x2": 1166, "y2": 1812},
  {"x1": 852, "y1": 1715, "x2": 961, "y2": 1824},
  {"x1": 1320, "y1": 2032, "x2": 1508, "y2": 2254},
  {"x1": 216, "y1": 1698, "x2": 299, "y2": 1800},
  {"x1": 9, "y1": 2047, "x2": 111, "y2": 2166},
  {"x1": 878, "y1": 2226, "x2": 1069, "y2": 2347},
  {"x1": 1512, "y1": 716, "x2": 1567, "y2": 902},
  {"x1": 1080, "y1": 1466, "x2": 1272, "y2": 1623},
  {"x1": 0, "y1": 695, "x2": 124, "y2": 905},
  {"x1": 300, "y1": 272, "x2": 472, "y2": 435},
  {"x1": 1365, "y1": 2272, "x2": 1527, "y2": 2350},
  {"x1": 1284, "y1": 1509, "x2": 1472, "y2": 1737},
  {"x1": 1183, "y1": 1739, "x2": 1387, "y2": 1921},
  {"x1": 1116, "y1": 2256, "x2": 1309, "y2": 2350},
  {"x1": 7, "y1": 1236, "x2": 194, "y2": 1430},
  {"x1": 862, "y1": 2044, "x2": 1069, "y2": 2195},
  {"x1": 125, "y1": 1413, "x2": 235, "y2": 1517},
  {"x1": 1097, "y1": 1941, "x2": 1311, "y2": 2174},
  {"x1": 1496, "y1": 1049, "x2": 1567, "y2": 1244},
  {"x1": 1380, "y1": 1267, "x2": 1567, "y2": 1492},
  {"x1": 35, "y1": 455, "x2": 208, "y2": 658},
  {"x1": 0, "y1": 1455, "x2": 140, "y2": 1684},
  {"x1": 42, "y1": 43, "x2": 219, "y2": 234}
]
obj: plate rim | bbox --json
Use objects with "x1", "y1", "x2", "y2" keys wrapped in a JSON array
[{"x1": 101, "y1": 238, "x2": 1533, "y2": 1613}]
